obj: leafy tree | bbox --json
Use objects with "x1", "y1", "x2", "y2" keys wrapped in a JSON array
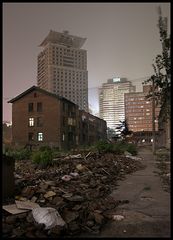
[{"x1": 143, "y1": 6, "x2": 171, "y2": 122}]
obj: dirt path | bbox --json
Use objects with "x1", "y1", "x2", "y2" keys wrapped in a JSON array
[{"x1": 80, "y1": 147, "x2": 171, "y2": 238}]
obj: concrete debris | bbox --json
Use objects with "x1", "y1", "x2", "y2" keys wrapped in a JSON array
[
  {"x1": 44, "y1": 191, "x2": 56, "y2": 199},
  {"x1": 3, "y1": 151, "x2": 145, "y2": 238},
  {"x1": 15, "y1": 200, "x2": 40, "y2": 210},
  {"x1": 3, "y1": 204, "x2": 29, "y2": 215},
  {"x1": 112, "y1": 214, "x2": 125, "y2": 221}
]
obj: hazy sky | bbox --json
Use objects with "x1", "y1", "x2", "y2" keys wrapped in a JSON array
[{"x1": 3, "y1": 3, "x2": 170, "y2": 122}]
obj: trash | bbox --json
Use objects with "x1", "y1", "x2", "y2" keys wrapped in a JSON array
[
  {"x1": 62, "y1": 193, "x2": 73, "y2": 198},
  {"x1": 70, "y1": 172, "x2": 79, "y2": 177},
  {"x1": 44, "y1": 191, "x2": 56, "y2": 199},
  {"x1": 76, "y1": 164, "x2": 87, "y2": 172},
  {"x1": 112, "y1": 215, "x2": 125, "y2": 221},
  {"x1": 125, "y1": 155, "x2": 142, "y2": 161},
  {"x1": 85, "y1": 152, "x2": 91, "y2": 159},
  {"x1": 61, "y1": 175, "x2": 72, "y2": 181},
  {"x1": 3, "y1": 204, "x2": 29, "y2": 215},
  {"x1": 31, "y1": 196, "x2": 37, "y2": 203},
  {"x1": 15, "y1": 200, "x2": 40, "y2": 210},
  {"x1": 102, "y1": 168, "x2": 110, "y2": 175},
  {"x1": 124, "y1": 151, "x2": 132, "y2": 156},
  {"x1": 32, "y1": 207, "x2": 66, "y2": 230},
  {"x1": 3, "y1": 150, "x2": 146, "y2": 237},
  {"x1": 64, "y1": 154, "x2": 82, "y2": 160}
]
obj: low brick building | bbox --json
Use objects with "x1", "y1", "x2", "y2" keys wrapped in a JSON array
[{"x1": 8, "y1": 86, "x2": 107, "y2": 150}]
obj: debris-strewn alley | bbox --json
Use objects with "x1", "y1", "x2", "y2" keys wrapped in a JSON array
[
  {"x1": 81, "y1": 147, "x2": 170, "y2": 238},
  {"x1": 2, "y1": 147, "x2": 170, "y2": 238}
]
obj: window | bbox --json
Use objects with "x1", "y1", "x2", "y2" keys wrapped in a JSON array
[
  {"x1": 37, "y1": 102, "x2": 42, "y2": 112},
  {"x1": 29, "y1": 117, "x2": 34, "y2": 126},
  {"x1": 28, "y1": 132, "x2": 34, "y2": 141},
  {"x1": 38, "y1": 132, "x2": 43, "y2": 141},
  {"x1": 28, "y1": 103, "x2": 33, "y2": 112},
  {"x1": 37, "y1": 117, "x2": 43, "y2": 127}
]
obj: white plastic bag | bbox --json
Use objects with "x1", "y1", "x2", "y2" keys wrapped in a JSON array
[{"x1": 32, "y1": 207, "x2": 66, "y2": 229}]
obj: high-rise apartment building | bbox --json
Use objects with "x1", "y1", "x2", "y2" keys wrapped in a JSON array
[
  {"x1": 124, "y1": 85, "x2": 160, "y2": 132},
  {"x1": 99, "y1": 78, "x2": 136, "y2": 130},
  {"x1": 37, "y1": 30, "x2": 88, "y2": 111}
]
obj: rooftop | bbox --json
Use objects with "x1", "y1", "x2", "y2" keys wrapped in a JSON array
[{"x1": 39, "y1": 30, "x2": 87, "y2": 49}]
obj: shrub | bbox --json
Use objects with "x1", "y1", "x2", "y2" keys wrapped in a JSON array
[
  {"x1": 6, "y1": 148, "x2": 31, "y2": 160},
  {"x1": 95, "y1": 140, "x2": 114, "y2": 153},
  {"x1": 39, "y1": 146, "x2": 52, "y2": 152},
  {"x1": 125, "y1": 143, "x2": 137, "y2": 156},
  {"x1": 32, "y1": 150, "x2": 53, "y2": 168},
  {"x1": 95, "y1": 140, "x2": 137, "y2": 155}
]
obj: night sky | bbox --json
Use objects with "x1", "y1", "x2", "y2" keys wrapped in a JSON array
[{"x1": 3, "y1": 3, "x2": 170, "y2": 122}]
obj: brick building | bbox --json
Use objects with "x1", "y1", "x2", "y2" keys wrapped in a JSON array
[
  {"x1": 124, "y1": 85, "x2": 160, "y2": 132},
  {"x1": 8, "y1": 86, "x2": 106, "y2": 150}
]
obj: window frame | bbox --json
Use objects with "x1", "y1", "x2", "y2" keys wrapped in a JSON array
[
  {"x1": 37, "y1": 132, "x2": 43, "y2": 141},
  {"x1": 29, "y1": 117, "x2": 34, "y2": 127}
]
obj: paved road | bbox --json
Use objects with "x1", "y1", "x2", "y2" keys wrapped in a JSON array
[{"x1": 81, "y1": 147, "x2": 171, "y2": 238}]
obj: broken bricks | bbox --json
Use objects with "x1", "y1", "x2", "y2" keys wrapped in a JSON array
[{"x1": 3, "y1": 151, "x2": 145, "y2": 238}]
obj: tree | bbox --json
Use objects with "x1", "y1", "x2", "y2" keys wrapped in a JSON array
[
  {"x1": 116, "y1": 119, "x2": 132, "y2": 139},
  {"x1": 143, "y1": 6, "x2": 171, "y2": 122}
]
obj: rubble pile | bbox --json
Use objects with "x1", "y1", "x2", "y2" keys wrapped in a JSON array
[{"x1": 3, "y1": 152, "x2": 145, "y2": 238}]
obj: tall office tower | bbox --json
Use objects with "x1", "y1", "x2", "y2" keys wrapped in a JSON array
[
  {"x1": 99, "y1": 77, "x2": 136, "y2": 130},
  {"x1": 37, "y1": 30, "x2": 88, "y2": 111},
  {"x1": 124, "y1": 85, "x2": 160, "y2": 132}
]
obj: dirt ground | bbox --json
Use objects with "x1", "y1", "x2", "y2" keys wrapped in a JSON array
[{"x1": 79, "y1": 147, "x2": 171, "y2": 238}]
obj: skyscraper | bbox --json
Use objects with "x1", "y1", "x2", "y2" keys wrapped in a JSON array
[
  {"x1": 124, "y1": 85, "x2": 160, "y2": 132},
  {"x1": 37, "y1": 30, "x2": 88, "y2": 111},
  {"x1": 99, "y1": 77, "x2": 136, "y2": 130}
]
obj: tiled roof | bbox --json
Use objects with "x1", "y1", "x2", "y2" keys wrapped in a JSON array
[{"x1": 8, "y1": 85, "x2": 77, "y2": 106}]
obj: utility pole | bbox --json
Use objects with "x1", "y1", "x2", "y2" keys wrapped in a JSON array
[{"x1": 152, "y1": 77, "x2": 156, "y2": 154}]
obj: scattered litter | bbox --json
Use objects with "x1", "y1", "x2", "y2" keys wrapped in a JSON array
[
  {"x1": 102, "y1": 168, "x2": 110, "y2": 175},
  {"x1": 44, "y1": 191, "x2": 56, "y2": 199},
  {"x1": 15, "y1": 200, "x2": 40, "y2": 210},
  {"x1": 70, "y1": 172, "x2": 79, "y2": 177},
  {"x1": 112, "y1": 215, "x2": 125, "y2": 221},
  {"x1": 64, "y1": 154, "x2": 82, "y2": 160},
  {"x1": 3, "y1": 204, "x2": 29, "y2": 215},
  {"x1": 32, "y1": 207, "x2": 66, "y2": 230},
  {"x1": 61, "y1": 175, "x2": 72, "y2": 181},
  {"x1": 124, "y1": 151, "x2": 132, "y2": 156},
  {"x1": 85, "y1": 152, "x2": 91, "y2": 159},
  {"x1": 3, "y1": 151, "x2": 146, "y2": 237},
  {"x1": 125, "y1": 155, "x2": 142, "y2": 161},
  {"x1": 31, "y1": 196, "x2": 37, "y2": 203},
  {"x1": 76, "y1": 164, "x2": 87, "y2": 172}
]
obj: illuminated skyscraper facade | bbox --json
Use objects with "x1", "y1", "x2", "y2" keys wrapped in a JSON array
[
  {"x1": 37, "y1": 30, "x2": 88, "y2": 111},
  {"x1": 99, "y1": 78, "x2": 135, "y2": 130}
]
